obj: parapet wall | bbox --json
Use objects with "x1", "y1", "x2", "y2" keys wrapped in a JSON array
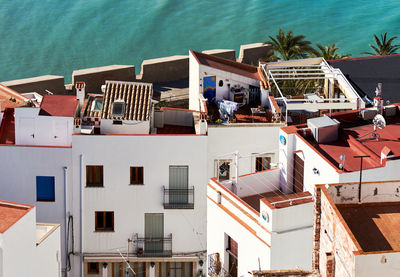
[
  {"x1": 1, "y1": 75, "x2": 65, "y2": 95},
  {"x1": 138, "y1": 55, "x2": 188, "y2": 83},
  {"x1": 72, "y1": 65, "x2": 136, "y2": 92},
  {"x1": 3, "y1": 42, "x2": 271, "y2": 94},
  {"x1": 238, "y1": 43, "x2": 272, "y2": 65}
]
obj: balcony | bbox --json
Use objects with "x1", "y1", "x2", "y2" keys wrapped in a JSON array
[
  {"x1": 163, "y1": 186, "x2": 195, "y2": 209},
  {"x1": 134, "y1": 233, "x2": 172, "y2": 257}
]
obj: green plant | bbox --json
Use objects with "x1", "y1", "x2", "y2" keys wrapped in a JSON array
[
  {"x1": 314, "y1": 43, "x2": 351, "y2": 60},
  {"x1": 362, "y1": 32, "x2": 400, "y2": 56},
  {"x1": 264, "y1": 28, "x2": 317, "y2": 60}
]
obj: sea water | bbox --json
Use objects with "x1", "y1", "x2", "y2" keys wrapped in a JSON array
[{"x1": 0, "y1": 0, "x2": 399, "y2": 83}]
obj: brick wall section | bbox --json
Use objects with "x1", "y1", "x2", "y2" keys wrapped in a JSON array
[
  {"x1": 312, "y1": 186, "x2": 322, "y2": 271},
  {"x1": 318, "y1": 186, "x2": 359, "y2": 277}
]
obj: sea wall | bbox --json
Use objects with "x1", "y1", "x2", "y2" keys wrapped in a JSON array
[
  {"x1": 1, "y1": 75, "x2": 65, "y2": 95},
  {"x1": 3, "y1": 42, "x2": 271, "y2": 94},
  {"x1": 72, "y1": 65, "x2": 136, "y2": 92},
  {"x1": 138, "y1": 55, "x2": 188, "y2": 83},
  {"x1": 238, "y1": 42, "x2": 272, "y2": 65}
]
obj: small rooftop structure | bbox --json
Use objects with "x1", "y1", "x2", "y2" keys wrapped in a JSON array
[
  {"x1": 101, "y1": 80, "x2": 152, "y2": 121},
  {"x1": 261, "y1": 58, "x2": 364, "y2": 122}
]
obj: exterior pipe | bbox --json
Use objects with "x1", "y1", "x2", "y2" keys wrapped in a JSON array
[
  {"x1": 63, "y1": 166, "x2": 68, "y2": 277},
  {"x1": 80, "y1": 154, "x2": 84, "y2": 277}
]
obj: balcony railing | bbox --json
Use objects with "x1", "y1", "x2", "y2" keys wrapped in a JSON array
[
  {"x1": 163, "y1": 186, "x2": 194, "y2": 209},
  {"x1": 134, "y1": 233, "x2": 172, "y2": 257}
]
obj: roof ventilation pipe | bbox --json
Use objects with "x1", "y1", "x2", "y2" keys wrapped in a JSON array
[{"x1": 373, "y1": 83, "x2": 383, "y2": 114}]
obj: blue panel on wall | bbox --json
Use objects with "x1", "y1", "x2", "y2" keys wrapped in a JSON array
[{"x1": 36, "y1": 176, "x2": 55, "y2": 201}]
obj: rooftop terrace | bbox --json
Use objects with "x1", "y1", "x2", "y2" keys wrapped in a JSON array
[
  {"x1": 337, "y1": 202, "x2": 400, "y2": 252},
  {"x1": 285, "y1": 105, "x2": 400, "y2": 172}
]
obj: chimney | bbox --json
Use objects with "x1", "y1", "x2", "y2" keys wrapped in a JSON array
[{"x1": 75, "y1": 81, "x2": 86, "y2": 107}]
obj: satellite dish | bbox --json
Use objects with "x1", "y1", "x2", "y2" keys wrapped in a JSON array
[
  {"x1": 358, "y1": 114, "x2": 386, "y2": 141},
  {"x1": 373, "y1": 114, "x2": 386, "y2": 130}
]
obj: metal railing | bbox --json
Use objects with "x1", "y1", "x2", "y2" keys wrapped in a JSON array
[
  {"x1": 134, "y1": 233, "x2": 172, "y2": 257},
  {"x1": 208, "y1": 253, "x2": 231, "y2": 277},
  {"x1": 163, "y1": 186, "x2": 194, "y2": 209}
]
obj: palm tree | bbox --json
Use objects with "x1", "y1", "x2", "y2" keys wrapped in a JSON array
[
  {"x1": 264, "y1": 28, "x2": 317, "y2": 60},
  {"x1": 362, "y1": 32, "x2": 400, "y2": 56},
  {"x1": 315, "y1": 43, "x2": 351, "y2": 60}
]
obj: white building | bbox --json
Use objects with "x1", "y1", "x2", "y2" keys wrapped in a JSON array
[
  {"x1": 207, "y1": 170, "x2": 314, "y2": 277},
  {"x1": 279, "y1": 103, "x2": 400, "y2": 194},
  {"x1": 71, "y1": 80, "x2": 208, "y2": 277},
  {"x1": 0, "y1": 200, "x2": 61, "y2": 277},
  {"x1": 0, "y1": 51, "x2": 374, "y2": 277},
  {"x1": 206, "y1": 91, "x2": 400, "y2": 275}
]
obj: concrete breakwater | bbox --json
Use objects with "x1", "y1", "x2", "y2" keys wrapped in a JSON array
[{"x1": 1, "y1": 43, "x2": 271, "y2": 94}]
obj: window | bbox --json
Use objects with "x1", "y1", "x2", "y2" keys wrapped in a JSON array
[
  {"x1": 95, "y1": 211, "x2": 114, "y2": 231},
  {"x1": 87, "y1": 262, "x2": 99, "y2": 274},
  {"x1": 215, "y1": 160, "x2": 231, "y2": 181},
  {"x1": 255, "y1": 156, "x2": 271, "y2": 172},
  {"x1": 112, "y1": 100, "x2": 126, "y2": 117},
  {"x1": 86, "y1": 165, "x2": 103, "y2": 187},
  {"x1": 130, "y1": 167, "x2": 144, "y2": 184},
  {"x1": 36, "y1": 176, "x2": 55, "y2": 201}
]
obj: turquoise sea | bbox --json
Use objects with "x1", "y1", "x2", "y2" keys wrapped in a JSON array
[{"x1": 1, "y1": 0, "x2": 400, "y2": 83}]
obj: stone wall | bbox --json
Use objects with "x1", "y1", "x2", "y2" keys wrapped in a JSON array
[
  {"x1": 316, "y1": 186, "x2": 358, "y2": 277},
  {"x1": 72, "y1": 65, "x2": 135, "y2": 93},
  {"x1": 237, "y1": 42, "x2": 272, "y2": 65},
  {"x1": 1, "y1": 75, "x2": 65, "y2": 95}
]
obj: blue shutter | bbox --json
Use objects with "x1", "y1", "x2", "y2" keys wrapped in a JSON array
[{"x1": 36, "y1": 176, "x2": 55, "y2": 201}]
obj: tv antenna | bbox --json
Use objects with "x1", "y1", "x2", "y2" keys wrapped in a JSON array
[{"x1": 357, "y1": 114, "x2": 386, "y2": 141}]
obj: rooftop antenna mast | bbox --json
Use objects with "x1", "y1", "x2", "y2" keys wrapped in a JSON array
[{"x1": 357, "y1": 114, "x2": 386, "y2": 141}]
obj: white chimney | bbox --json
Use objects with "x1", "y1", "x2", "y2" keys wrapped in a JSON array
[{"x1": 76, "y1": 81, "x2": 86, "y2": 107}]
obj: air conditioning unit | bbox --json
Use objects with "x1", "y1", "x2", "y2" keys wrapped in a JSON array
[{"x1": 307, "y1": 116, "x2": 340, "y2": 143}]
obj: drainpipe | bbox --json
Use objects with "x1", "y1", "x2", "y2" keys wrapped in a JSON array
[
  {"x1": 63, "y1": 166, "x2": 68, "y2": 277},
  {"x1": 80, "y1": 154, "x2": 84, "y2": 277}
]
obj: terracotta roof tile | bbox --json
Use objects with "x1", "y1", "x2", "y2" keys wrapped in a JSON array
[
  {"x1": 101, "y1": 81, "x2": 152, "y2": 121},
  {"x1": 0, "y1": 200, "x2": 33, "y2": 233}
]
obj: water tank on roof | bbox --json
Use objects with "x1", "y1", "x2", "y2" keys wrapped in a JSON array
[{"x1": 307, "y1": 116, "x2": 340, "y2": 143}]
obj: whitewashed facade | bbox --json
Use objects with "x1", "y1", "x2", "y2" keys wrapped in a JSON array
[{"x1": 0, "y1": 201, "x2": 61, "y2": 277}]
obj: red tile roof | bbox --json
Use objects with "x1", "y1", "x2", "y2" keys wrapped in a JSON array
[
  {"x1": 291, "y1": 106, "x2": 400, "y2": 172},
  {"x1": 0, "y1": 200, "x2": 33, "y2": 233},
  {"x1": 39, "y1": 95, "x2": 78, "y2": 117},
  {"x1": 190, "y1": 50, "x2": 262, "y2": 81}
]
